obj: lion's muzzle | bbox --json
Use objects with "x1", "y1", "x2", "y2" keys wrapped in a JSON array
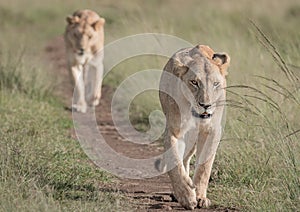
[
  {"x1": 191, "y1": 108, "x2": 213, "y2": 119},
  {"x1": 78, "y1": 48, "x2": 84, "y2": 56}
]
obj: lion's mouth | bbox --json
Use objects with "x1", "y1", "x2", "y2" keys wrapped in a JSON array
[
  {"x1": 192, "y1": 109, "x2": 212, "y2": 119},
  {"x1": 73, "y1": 48, "x2": 85, "y2": 56},
  {"x1": 76, "y1": 50, "x2": 84, "y2": 56}
]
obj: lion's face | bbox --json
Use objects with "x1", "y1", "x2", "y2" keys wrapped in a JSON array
[
  {"x1": 181, "y1": 59, "x2": 226, "y2": 119},
  {"x1": 173, "y1": 46, "x2": 230, "y2": 120},
  {"x1": 65, "y1": 12, "x2": 105, "y2": 56}
]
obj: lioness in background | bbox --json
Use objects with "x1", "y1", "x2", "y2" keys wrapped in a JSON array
[
  {"x1": 159, "y1": 45, "x2": 230, "y2": 209},
  {"x1": 64, "y1": 9, "x2": 105, "y2": 113}
]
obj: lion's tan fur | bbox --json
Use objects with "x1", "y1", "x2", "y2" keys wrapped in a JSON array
[
  {"x1": 64, "y1": 9, "x2": 105, "y2": 113},
  {"x1": 159, "y1": 45, "x2": 230, "y2": 209}
]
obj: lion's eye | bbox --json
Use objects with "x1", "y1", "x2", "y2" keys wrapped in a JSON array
[
  {"x1": 190, "y1": 80, "x2": 198, "y2": 86},
  {"x1": 213, "y1": 82, "x2": 220, "y2": 87}
]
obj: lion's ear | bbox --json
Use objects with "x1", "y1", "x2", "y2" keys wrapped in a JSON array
[
  {"x1": 173, "y1": 59, "x2": 188, "y2": 78},
  {"x1": 197, "y1": 45, "x2": 215, "y2": 59},
  {"x1": 92, "y1": 18, "x2": 105, "y2": 31},
  {"x1": 213, "y1": 53, "x2": 230, "y2": 76},
  {"x1": 66, "y1": 15, "x2": 80, "y2": 25},
  {"x1": 197, "y1": 45, "x2": 230, "y2": 76}
]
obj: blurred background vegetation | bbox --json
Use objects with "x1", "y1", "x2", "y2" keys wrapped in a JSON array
[{"x1": 0, "y1": 0, "x2": 299, "y2": 211}]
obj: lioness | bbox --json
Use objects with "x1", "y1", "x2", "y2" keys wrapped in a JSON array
[
  {"x1": 159, "y1": 45, "x2": 230, "y2": 209},
  {"x1": 64, "y1": 9, "x2": 105, "y2": 113}
]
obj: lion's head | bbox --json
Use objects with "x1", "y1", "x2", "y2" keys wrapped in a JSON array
[
  {"x1": 65, "y1": 10, "x2": 105, "y2": 56},
  {"x1": 172, "y1": 45, "x2": 230, "y2": 120}
]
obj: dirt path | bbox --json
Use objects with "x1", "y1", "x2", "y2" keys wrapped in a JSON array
[{"x1": 45, "y1": 37, "x2": 234, "y2": 212}]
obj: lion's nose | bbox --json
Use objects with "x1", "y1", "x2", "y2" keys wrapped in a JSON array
[
  {"x1": 199, "y1": 103, "x2": 211, "y2": 110},
  {"x1": 78, "y1": 48, "x2": 84, "y2": 55}
]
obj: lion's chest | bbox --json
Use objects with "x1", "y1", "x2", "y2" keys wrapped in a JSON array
[
  {"x1": 179, "y1": 116, "x2": 213, "y2": 142},
  {"x1": 74, "y1": 53, "x2": 93, "y2": 66},
  {"x1": 180, "y1": 117, "x2": 196, "y2": 136}
]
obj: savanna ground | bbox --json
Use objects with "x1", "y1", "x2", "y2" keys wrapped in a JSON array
[{"x1": 0, "y1": 0, "x2": 299, "y2": 211}]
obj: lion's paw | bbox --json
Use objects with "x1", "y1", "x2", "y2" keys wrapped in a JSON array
[
  {"x1": 72, "y1": 103, "x2": 87, "y2": 113},
  {"x1": 174, "y1": 185, "x2": 197, "y2": 210},
  {"x1": 91, "y1": 98, "x2": 100, "y2": 106},
  {"x1": 197, "y1": 197, "x2": 211, "y2": 208}
]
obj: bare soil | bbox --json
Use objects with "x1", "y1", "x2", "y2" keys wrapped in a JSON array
[{"x1": 45, "y1": 36, "x2": 236, "y2": 212}]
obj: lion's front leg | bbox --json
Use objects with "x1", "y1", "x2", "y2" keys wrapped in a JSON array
[
  {"x1": 91, "y1": 64, "x2": 103, "y2": 106},
  {"x1": 193, "y1": 153, "x2": 216, "y2": 208},
  {"x1": 164, "y1": 134, "x2": 197, "y2": 210},
  {"x1": 71, "y1": 65, "x2": 87, "y2": 113},
  {"x1": 193, "y1": 127, "x2": 221, "y2": 208}
]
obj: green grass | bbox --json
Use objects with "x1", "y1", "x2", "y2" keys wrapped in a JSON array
[
  {"x1": 0, "y1": 71, "x2": 125, "y2": 210},
  {"x1": 0, "y1": 33, "x2": 126, "y2": 212},
  {"x1": 0, "y1": 0, "x2": 299, "y2": 211}
]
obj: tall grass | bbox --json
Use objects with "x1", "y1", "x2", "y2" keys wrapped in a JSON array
[
  {"x1": 0, "y1": 51, "x2": 53, "y2": 100},
  {"x1": 209, "y1": 23, "x2": 300, "y2": 211}
]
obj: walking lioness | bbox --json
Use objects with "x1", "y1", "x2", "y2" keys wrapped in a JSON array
[
  {"x1": 159, "y1": 45, "x2": 230, "y2": 209},
  {"x1": 64, "y1": 9, "x2": 105, "y2": 113}
]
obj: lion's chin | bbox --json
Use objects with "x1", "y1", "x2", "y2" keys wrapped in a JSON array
[
  {"x1": 75, "y1": 51, "x2": 85, "y2": 56},
  {"x1": 191, "y1": 109, "x2": 213, "y2": 119}
]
